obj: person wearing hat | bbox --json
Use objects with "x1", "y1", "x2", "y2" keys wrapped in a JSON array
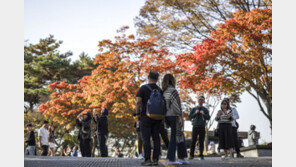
[
  {"x1": 25, "y1": 123, "x2": 36, "y2": 155},
  {"x1": 76, "y1": 111, "x2": 92, "y2": 157},
  {"x1": 38, "y1": 120, "x2": 49, "y2": 156}
]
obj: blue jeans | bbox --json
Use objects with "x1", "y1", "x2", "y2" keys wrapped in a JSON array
[
  {"x1": 166, "y1": 116, "x2": 188, "y2": 161},
  {"x1": 25, "y1": 146, "x2": 35, "y2": 155}
]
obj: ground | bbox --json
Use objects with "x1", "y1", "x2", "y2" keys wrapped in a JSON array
[{"x1": 24, "y1": 156, "x2": 272, "y2": 167}]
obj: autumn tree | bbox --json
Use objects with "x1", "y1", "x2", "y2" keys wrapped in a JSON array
[
  {"x1": 176, "y1": 8, "x2": 272, "y2": 129},
  {"x1": 135, "y1": 0, "x2": 272, "y2": 51},
  {"x1": 38, "y1": 27, "x2": 183, "y2": 153},
  {"x1": 24, "y1": 35, "x2": 95, "y2": 112}
]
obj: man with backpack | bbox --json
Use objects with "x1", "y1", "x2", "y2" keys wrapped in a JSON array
[
  {"x1": 189, "y1": 95, "x2": 210, "y2": 160},
  {"x1": 76, "y1": 111, "x2": 92, "y2": 157},
  {"x1": 135, "y1": 71, "x2": 166, "y2": 166}
]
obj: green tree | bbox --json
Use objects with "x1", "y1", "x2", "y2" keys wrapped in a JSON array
[
  {"x1": 24, "y1": 35, "x2": 96, "y2": 112},
  {"x1": 135, "y1": 0, "x2": 271, "y2": 51}
]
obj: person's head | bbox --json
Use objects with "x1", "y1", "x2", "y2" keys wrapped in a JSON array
[
  {"x1": 223, "y1": 97, "x2": 230, "y2": 104},
  {"x1": 148, "y1": 71, "x2": 159, "y2": 83},
  {"x1": 101, "y1": 108, "x2": 108, "y2": 117},
  {"x1": 161, "y1": 74, "x2": 176, "y2": 91},
  {"x1": 43, "y1": 120, "x2": 49, "y2": 128},
  {"x1": 250, "y1": 125, "x2": 256, "y2": 131},
  {"x1": 198, "y1": 95, "x2": 205, "y2": 106},
  {"x1": 48, "y1": 125, "x2": 54, "y2": 132},
  {"x1": 83, "y1": 111, "x2": 91, "y2": 119},
  {"x1": 220, "y1": 99, "x2": 230, "y2": 111},
  {"x1": 26, "y1": 123, "x2": 33, "y2": 131}
]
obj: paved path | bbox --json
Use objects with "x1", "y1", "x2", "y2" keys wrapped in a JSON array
[{"x1": 24, "y1": 156, "x2": 272, "y2": 167}]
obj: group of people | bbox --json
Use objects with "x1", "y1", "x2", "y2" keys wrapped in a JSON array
[
  {"x1": 25, "y1": 108, "x2": 109, "y2": 157},
  {"x1": 25, "y1": 121, "x2": 57, "y2": 156},
  {"x1": 134, "y1": 71, "x2": 249, "y2": 166},
  {"x1": 25, "y1": 70, "x2": 259, "y2": 165}
]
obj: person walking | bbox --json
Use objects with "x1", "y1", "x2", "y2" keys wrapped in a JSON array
[
  {"x1": 38, "y1": 120, "x2": 49, "y2": 156},
  {"x1": 48, "y1": 125, "x2": 56, "y2": 156},
  {"x1": 25, "y1": 123, "x2": 36, "y2": 156},
  {"x1": 223, "y1": 98, "x2": 244, "y2": 158},
  {"x1": 215, "y1": 99, "x2": 234, "y2": 160},
  {"x1": 162, "y1": 74, "x2": 189, "y2": 165},
  {"x1": 93, "y1": 108, "x2": 109, "y2": 157},
  {"x1": 135, "y1": 71, "x2": 163, "y2": 166},
  {"x1": 189, "y1": 95, "x2": 210, "y2": 160},
  {"x1": 76, "y1": 111, "x2": 92, "y2": 157}
]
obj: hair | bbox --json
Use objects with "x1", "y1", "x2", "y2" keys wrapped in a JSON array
[
  {"x1": 220, "y1": 99, "x2": 231, "y2": 111},
  {"x1": 162, "y1": 74, "x2": 176, "y2": 92},
  {"x1": 148, "y1": 71, "x2": 159, "y2": 82},
  {"x1": 199, "y1": 95, "x2": 205, "y2": 100},
  {"x1": 250, "y1": 125, "x2": 256, "y2": 130}
]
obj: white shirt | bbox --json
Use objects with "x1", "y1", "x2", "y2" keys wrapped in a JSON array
[
  {"x1": 231, "y1": 107, "x2": 239, "y2": 127},
  {"x1": 38, "y1": 126, "x2": 49, "y2": 146}
]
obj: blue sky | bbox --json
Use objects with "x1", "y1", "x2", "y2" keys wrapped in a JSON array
[{"x1": 24, "y1": 0, "x2": 271, "y2": 144}]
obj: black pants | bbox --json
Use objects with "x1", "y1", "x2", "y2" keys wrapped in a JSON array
[
  {"x1": 41, "y1": 145, "x2": 48, "y2": 156},
  {"x1": 80, "y1": 138, "x2": 91, "y2": 157},
  {"x1": 98, "y1": 134, "x2": 108, "y2": 157},
  {"x1": 159, "y1": 121, "x2": 169, "y2": 149},
  {"x1": 190, "y1": 126, "x2": 205, "y2": 157},
  {"x1": 232, "y1": 127, "x2": 240, "y2": 154},
  {"x1": 140, "y1": 115, "x2": 161, "y2": 161},
  {"x1": 137, "y1": 130, "x2": 143, "y2": 154}
]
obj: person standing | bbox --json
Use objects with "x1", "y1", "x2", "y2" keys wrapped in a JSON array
[
  {"x1": 248, "y1": 125, "x2": 260, "y2": 146},
  {"x1": 135, "y1": 71, "x2": 163, "y2": 166},
  {"x1": 76, "y1": 111, "x2": 92, "y2": 157},
  {"x1": 94, "y1": 108, "x2": 109, "y2": 157},
  {"x1": 215, "y1": 99, "x2": 234, "y2": 160},
  {"x1": 25, "y1": 123, "x2": 36, "y2": 156},
  {"x1": 38, "y1": 120, "x2": 49, "y2": 156},
  {"x1": 189, "y1": 95, "x2": 210, "y2": 160},
  {"x1": 223, "y1": 98, "x2": 244, "y2": 158},
  {"x1": 162, "y1": 74, "x2": 189, "y2": 165},
  {"x1": 48, "y1": 125, "x2": 56, "y2": 156}
]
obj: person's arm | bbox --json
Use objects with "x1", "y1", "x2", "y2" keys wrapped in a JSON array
[
  {"x1": 136, "y1": 97, "x2": 142, "y2": 119},
  {"x1": 201, "y1": 108, "x2": 211, "y2": 120},
  {"x1": 232, "y1": 108, "x2": 239, "y2": 120},
  {"x1": 189, "y1": 108, "x2": 197, "y2": 120},
  {"x1": 38, "y1": 129, "x2": 43, "y2": 146},
  {"x1": 215, "y1": 110, "x2": 222, "y2": 121}
]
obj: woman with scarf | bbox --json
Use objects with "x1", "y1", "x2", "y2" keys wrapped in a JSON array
[{"x1": 162, "y1": 74, "x2": 189, "y2": 165}]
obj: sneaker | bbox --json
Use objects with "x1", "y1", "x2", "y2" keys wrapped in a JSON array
[
  {"x1": 221, "y1": 155, "x2": 226, "y2": 160},
  {"x1": 224, "y1": 156, "x2": 234, "y2": 160},
  {"x1": 198, "y1": 155, "x2": 204, "y2": 160},
  {"x1": 141, "y1": 160, "x2": 152, "y2": 166},
  {"x1": 152, "y1": 160, "x2": 158, "y2": 166},
  {"x1": 138, "y1": 154, "x2": 144, "y2": 160},
  {"x1": 237, "y1": 154, "x2": 244, "y2": 158},
  {"x1": 178, "y1": 159, "x2": 189, "y2": 165},
  {"x1": 167, "y1": 160, "x2": 182, "y2": 165}
]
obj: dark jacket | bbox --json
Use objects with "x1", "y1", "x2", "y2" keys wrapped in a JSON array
[
  {"x1": 189, "y1": 106, "x2": 210, "y2": 127},
  {"x1": 94, "y1": 108, "x2": 109, "y2": 135},
  {"x1": 76, "y1": 114, "x2": 92, "y2": 140},
  {"x1": 25, "y1": 131, "x2": 36, "y2": 146}
]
